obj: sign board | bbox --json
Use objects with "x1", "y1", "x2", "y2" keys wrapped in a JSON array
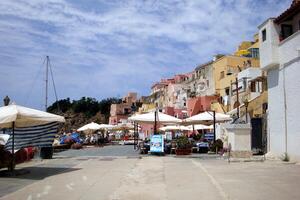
[
  {"x1": 150, "y1": 135, "x2": 164, "y2": 153},
  {"x1": 204, "y1": 132, "x2": 214, "y2": 141}
]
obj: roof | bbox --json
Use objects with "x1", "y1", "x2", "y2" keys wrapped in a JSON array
[
  {"x1": 257, "y1": 18, "x2": 276, "y2": 29},
  {"x1": 195, "y1": 61, "x2": 213, "y2": 71},
  {"x1": 248, "y1": 41, "x2": 259, "y2": 49},
  {"x1": 274, "y1": 0, "x2": 300, "y2": 24}
]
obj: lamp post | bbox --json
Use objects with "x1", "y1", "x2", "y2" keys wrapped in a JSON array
[
  {"x1": 227, "y1": 69, "x2": 240, "y2": 119},
  {"x1": 243, "y1": 98, "x2": 249, "y2": 123},
  {"x1": 3, "y1": 96, "x2": 10, "y2": 106},
  {"x1": 235, "y1": 77, "x2": 240, "y2": 119}
]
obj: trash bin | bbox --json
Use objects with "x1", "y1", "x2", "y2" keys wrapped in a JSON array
[{"x1": 40, "y1": 147, "x2": 53, "y2": 159}]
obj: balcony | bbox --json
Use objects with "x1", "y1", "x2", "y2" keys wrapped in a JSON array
[
  {"x1": 279, "y1": 30, "x2": 300, "y2": 64},
  {"x1": 238, "y1": 67, "x2": 262, "y2": 82}
]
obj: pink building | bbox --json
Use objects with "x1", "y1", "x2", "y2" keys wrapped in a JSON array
[
  {"x1": 163, "y1": 106, "x2": 187, "y2": 119},
  {"x1": 187, "y1": 96, "x2": 218, "y2": 116},
  {"x1": 109, "y1": 92, "x2": 138, "y2": 125}
]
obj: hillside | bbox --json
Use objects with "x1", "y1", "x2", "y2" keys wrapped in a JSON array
[{"x1": 47, "y1": 97, "x2": 121, "y2": 132}]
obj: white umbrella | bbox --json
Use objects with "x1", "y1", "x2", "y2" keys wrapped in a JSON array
[
  {"x1": 184, "y1": 111, "x2": 231, "y2": 125},
  {"x1": 98, "y1": 124, "x2": 115, "y2": 130},
  {"x1": 159, "y1": 125, "x2": 190, "y2": 131},
  {"x1": 77, "y1": 122, "x2": 102, "y2": 133},
  {"x1": 111, "y1": 123, "x2": 135, "y2": 131},
  {"x1": 128, "y1": 111, "x2": 182, "y2": 124},
  {"x1": 189, "y1": 124, "x2": 213, "y2": 130}
]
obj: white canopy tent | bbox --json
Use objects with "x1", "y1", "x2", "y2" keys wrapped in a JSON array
[
  {"x1": 0, "y1": 104, "x2": 65, "y2": 128},
  {"x1": 0, "y1": 104, "x2": 65, "y2": 171}
]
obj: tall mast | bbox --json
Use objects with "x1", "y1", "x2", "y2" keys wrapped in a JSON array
[
  {"x1": 45, "y1": 56, "x2": 49, "y2": 111},
  {"x1": 45, "y1": 56, "x2": 61, "y2": 112}
]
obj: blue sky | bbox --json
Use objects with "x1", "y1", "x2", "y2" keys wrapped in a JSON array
[{"x1": 0, "y1": 0, "x2": 290, "y2": 110}]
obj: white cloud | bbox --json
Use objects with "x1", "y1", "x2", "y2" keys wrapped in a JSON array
[{"x1": 0, "y1": 0, "x2": 291, "y2": 108}]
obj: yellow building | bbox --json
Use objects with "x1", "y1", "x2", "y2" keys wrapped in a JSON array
[
  {"x1": 138, "y1": 103, "x2": 156, "y2": 114},
  {"x1": 234, "y1": 41, "x2": 253, "y2": 57},
  {"x1": 213, "y1": 55, "x2": 260, "y2": 94}
]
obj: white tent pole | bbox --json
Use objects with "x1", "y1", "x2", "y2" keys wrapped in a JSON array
[
  {"x1": 10, "y1": 121, "x2": 15, "y2": 172},
  {"x1": 213, "y1": 111, "x2": 216, "y2": 143}
]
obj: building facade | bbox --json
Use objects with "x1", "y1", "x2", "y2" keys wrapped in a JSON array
[{"x1": 258, "y1": 0, "x2": 300, "y2": 160}]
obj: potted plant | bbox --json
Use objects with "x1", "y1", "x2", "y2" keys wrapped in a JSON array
[{"x1": 175, "y1": 136, "x2": 192, "y2": 155}]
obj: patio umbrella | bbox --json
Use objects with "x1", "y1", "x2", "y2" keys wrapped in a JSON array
[
  {"x1": 184, "y1": 111, "x2": 231, "y2": 142},
  {"x1": 98, "y1": 124, "x2": 115, "y2": 130},
  {"x1": 129, "y1": 111, "x2": 181, "y2": 135},
  {"x1": 77, "y1": 122, "x2": 102, "y2": 134},
  {"x1": 111, "y1": 123, "x2": 135, "y2": 131},
  {"x1": 189, "y1": 124, "x2": 213, "y2": 130},
  {"x1": 184, "y1": 111, "x2": 231, "y2": 125},
  {"x1": 0, "y1": 104, "x2": 65, "y2": 171},
  {"x1": 128, "y1": 111, "x2": 182, "y2": 124},
  {"x1": 159, "y1": 125, "x2": 190, "y2": 131}
]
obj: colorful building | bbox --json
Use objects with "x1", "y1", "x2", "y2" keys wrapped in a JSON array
[{"x1": 109, "y1": 92, "x2": 138, "y2": 125}]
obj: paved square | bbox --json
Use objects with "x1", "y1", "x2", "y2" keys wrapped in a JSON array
[{"x1": 1, "y1": 146, "x2": 300, "y2": 200}]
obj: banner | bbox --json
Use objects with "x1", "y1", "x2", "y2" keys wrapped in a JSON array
[
  {"x1": 5, "y1": 122, "x2": 59, "y2": 152},
  {"x1": 150, "y1": 135, "x2": 164, "y2": 153}
]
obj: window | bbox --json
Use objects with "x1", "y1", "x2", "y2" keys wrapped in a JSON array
[
  {"x1": 251, "y1": 48, "x2": 259, "y2": 58},
  {"x1": 225, "y1": 87, "x2": 230, "y2": 96},
  {"x1": 281, "y1": 24, "x2": 293, "y2": 40},
  {"x1": 262, "y1": 29, "x2": 266, "y2": 41},
  {"x1": 250, "y1": 82, "x2": 256, "y2": 92},
  {"x1": 220, "y1": 71, "x2": 225, "y2": 79}
]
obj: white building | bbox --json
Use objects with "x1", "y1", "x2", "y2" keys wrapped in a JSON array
[{"x1": 258, "y1": 0, "x2": 300, "y2": 160}]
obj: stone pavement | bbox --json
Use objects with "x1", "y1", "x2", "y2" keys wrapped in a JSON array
[{"x1": 1, "y1": 146, "x2": 300, "y2": 200}]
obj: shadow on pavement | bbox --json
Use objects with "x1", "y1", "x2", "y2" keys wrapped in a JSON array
[
  {"x1": 0, "y1": 166, "x2": 81, "y2": 197},
  {"x1": 0, "y1": 166, "x2": 81, "y2": 180}
]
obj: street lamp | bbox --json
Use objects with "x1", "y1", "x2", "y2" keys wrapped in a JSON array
[
  {"x1": 3, "y1": 96, "x2": 10, "y2": 106},
  {"x1": 227, "y1": 71, "x2": 240, "y2": 119},
  {"x1": 243, "y1": 98, "x2": 249, "y2": 123}
]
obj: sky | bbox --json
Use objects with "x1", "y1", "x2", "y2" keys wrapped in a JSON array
[{"x1": 0, "y1": 0, "x2": 291, "y2": 110}]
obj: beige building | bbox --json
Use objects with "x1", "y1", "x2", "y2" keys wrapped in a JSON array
[{"x1": 212, "y1": 55, "x2": 260, "y2": 113}]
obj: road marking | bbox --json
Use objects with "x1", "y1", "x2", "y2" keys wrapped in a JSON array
[
  {"x1": 82, "y1": 175, "x2": 88, "y2": 181},
  {"x1": 192, "y1": 160, "x2": 230, "y2": 200},
  {"x1": 66, "y1": 182, "x2": 75, "y2": 191}
]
